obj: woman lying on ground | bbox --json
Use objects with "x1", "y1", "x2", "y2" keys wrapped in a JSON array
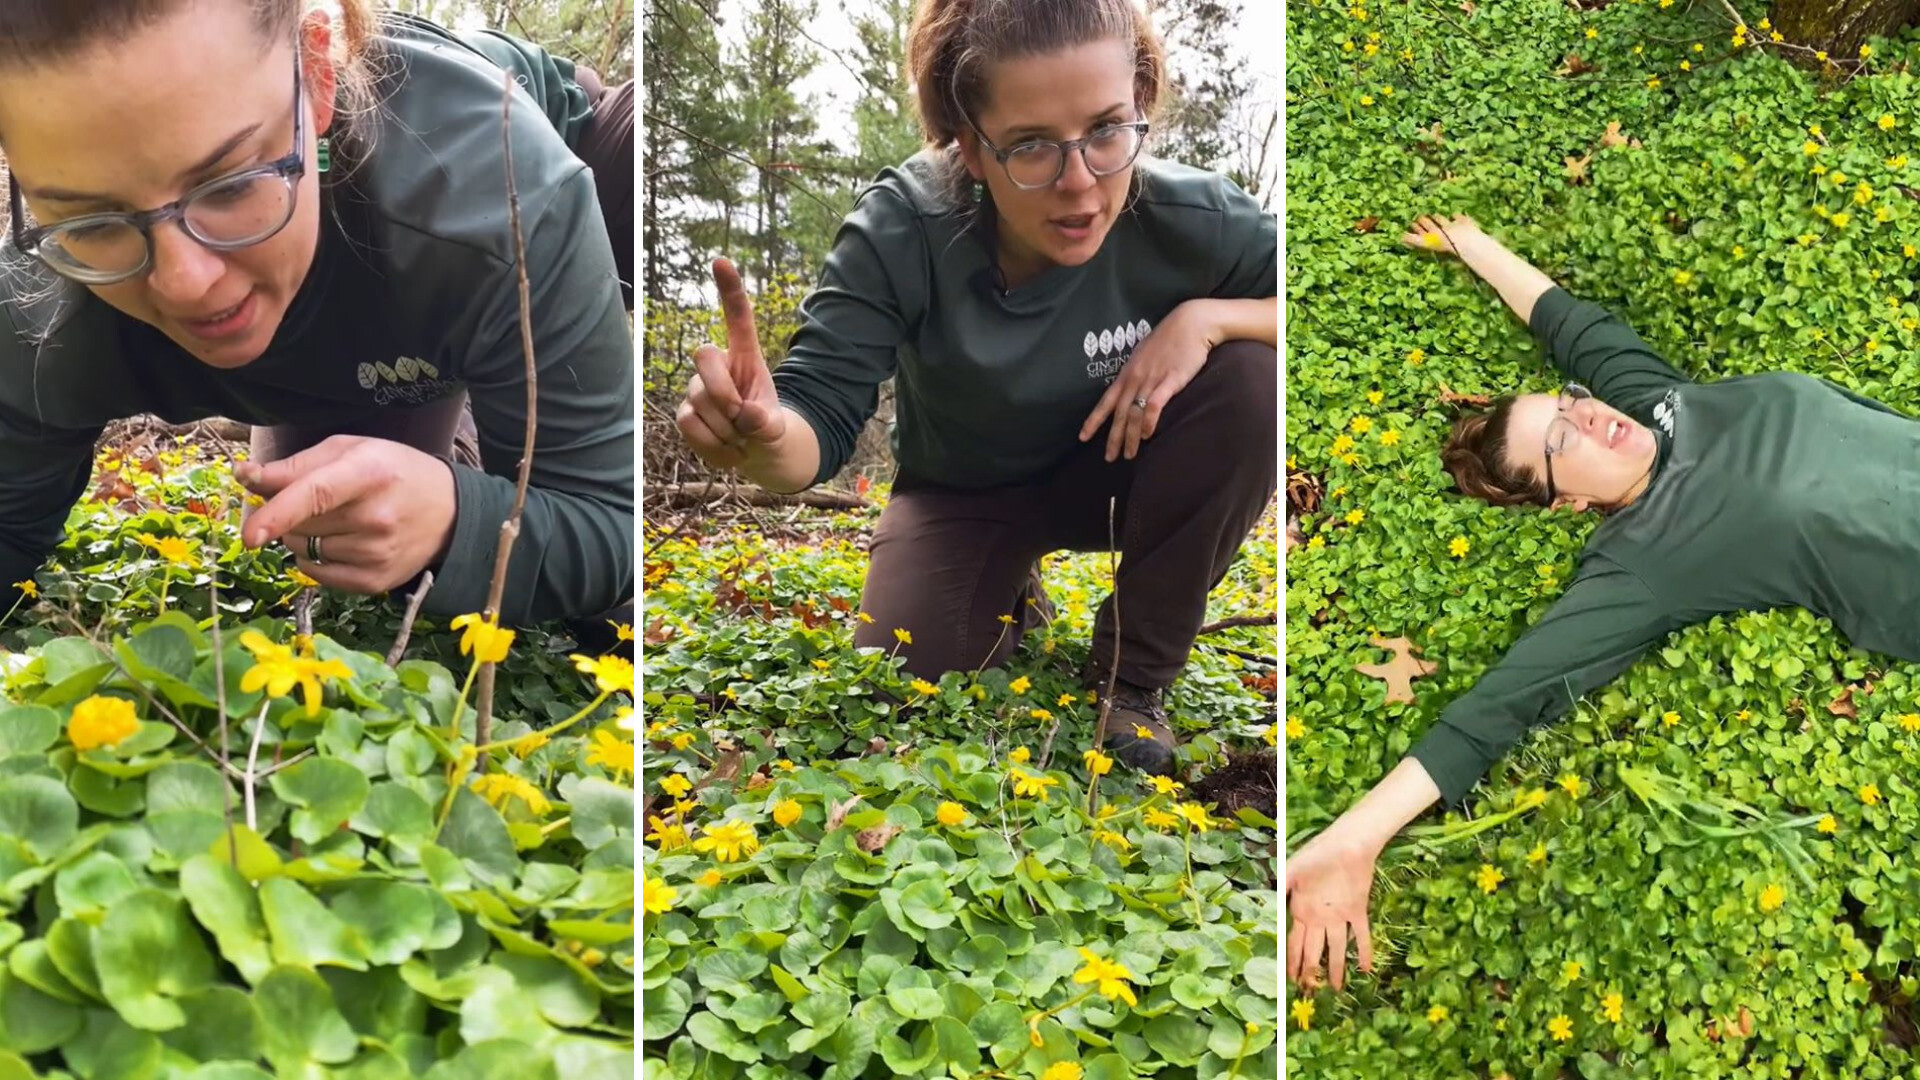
[
  {"x1": 0, "y1": 0, "x2": 635, "y2": 652},
  {"x1": 1285, "y1": 212, "x2": 1920, "y2": 989},
  {"x1": 674, "y1": 0, "x2": 1278, "y2": 776}
]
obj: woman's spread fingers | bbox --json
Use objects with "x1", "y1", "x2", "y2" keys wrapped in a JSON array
[
  {"x1": 1355, "y1": 915, "x2": 1375, "y2": 974},
  {"x1": 1328, "y1": 921, "x2": 1351, "y2": 992}
]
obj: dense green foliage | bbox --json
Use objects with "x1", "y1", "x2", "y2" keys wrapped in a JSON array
[
  {"x1": 0, "y1": 442, "x2": 635, "y2": 1078},
  {"x1": 1287, "y1": 0, "x2": 1920, "y2": 1074},
  {"x1": 641, "y1": 506, "x2": 1279, "y2": 1078}
]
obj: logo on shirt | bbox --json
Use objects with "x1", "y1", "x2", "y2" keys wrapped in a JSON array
[
  {"x1": 358, "y1": 356, "x2": 457, "y2": 406},
  {"x1": 1653, "y1": 388, "x2": 1680, "y2": 437},
  {"x1": 1083, "y1": 318, "x2": 1153, "y2": 383}
]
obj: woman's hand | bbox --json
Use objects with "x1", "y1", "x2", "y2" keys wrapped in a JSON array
[
  {"x1": 235, "y1": 436, "x2": 457, "y2": 594},
  {"x1": 1079, "y1": 299, "x2": 1218, "y2": 463},
  {"x1": 677, "y1": 258, "x2": 787, "y2": 470},
  {"x1": 1401, "y1": 213, "x2": 1483, "y2": 256},
  {"x1": 1285, "y1": 818, "x2": 1385, "y2": 991}
]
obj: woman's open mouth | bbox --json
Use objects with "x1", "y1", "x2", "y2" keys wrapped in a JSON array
[
  {"x1": 1606, "y1": 418, "x2": 1627, "y2": 448},
  {"x1": 1051, "y1": 212, "x2": 1097, "y2": 241}
]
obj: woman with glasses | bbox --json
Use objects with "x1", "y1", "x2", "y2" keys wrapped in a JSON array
[
  {"x1": 0, "y1": 0, "x2": 634, "y2": 643},
  {"x1": 672, "y1": 0, "x2": 1278, "y2": 775},
  {"x1": 1286, "y1": 211, "x2": 1920, "y2": 991}
]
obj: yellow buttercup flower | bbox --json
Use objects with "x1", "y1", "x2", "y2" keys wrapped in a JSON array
[
  {"x1": 1176, "y1": 802, "x2": 1214, "y2": 832},
  {"x1": 936, "y1": 802, "x2": 968, "y2": 827},
  {"x1": 1548, "y1": 1014, "x2": 1573, "y2": 1042},
  {"x1": 1600, "y1": 992, "x2": 1624, "y2": 1023},
  {"x1": 1563, "y1": 960, "x2": 1583, "y2": 984},
  {"x1": 772, "y1": 799, "x2": 802, "y2": 827},
  {"x1": 1009, "y1": 768, "x2": 1060, "y2": 802},
  {"x1": 1042, "y1": 1064, "x2": 1082, "y2": 1080},
  {"x1": 136, "y1": 534, "x2": 197, "y2": 566},
  {"x1": 1860, "y1": 783, "x2": 1882, "y2": 805},
  {"x1": 693, "y1": 820, "x2": 761, "y2": 862},
  {"x1": 1559, "y1": 774, "x2": 1585, "y2": 799},
  {"x1": 471, "y1": 773, "x2": 552, "y2": 816},
  {"x1": 1528, "y1": 842, "x2": 1548, "y2": 866},
  {"x1": 569, "y1": 653, "x2": 634, "y2": 697},
  {"x1": 1427, "y1": 1005, "x2": 1448, "y2": 1023},
  {"x1": 893, "y1": 627, "x2": 912, "y2": 645},
  {"x1": 1148, "y1": 776, "x2": 1184, "y2": 795},
  {"x1": 1818, "y1": 814, "x2": 1838, "y2": 833},
  {"x1": 1009, "y1": 675, "x2": 1031, "y2": 694},
  {"x1": 1073, "y1": 948, "x2": 1139, "y2": 1006},
  {"x1": 1476, "y1": 863, "x2": 1504, "y2": 893},
  {"x1": 1030, "y1": 708, "x2": 1053, "y2": 722},
  {"x1": 67, "y1": 695, "x2": 140, "y2": 752},
  {"x1": 660, "y1": 774, "x2": 692, "y2": 798},
  {"x1": 1292, "y1": 999, "x2": 1314, "y2": 1030},
  {"x1": 1082, "y1": 749, "x2": 1114, "y2": 776},
  {"x1": 12, "y1": 580, "x2": 36, "y2": 599},
  {"x1": 646, "y1": 816, "x2": 688, "y2": 851},
  {"x1": 450, "y1": 612, "x2": 515, "y2": 664},
  {"x1": 1449, "y1": 537, "x2": 1469, "y2": 558},
  {"x1": 1759, "y1": 882, "x2": 1785, "y2": 912},
  {"x1": 610, "y1": 621, "x2": 635, "y2": 642},
  {"x1": 909, "y1": 678, "x2": 938, "y2": 696},
  {"x1": 1009, "y1": 746, "x2": 1031, "y2": 764},
  {"x1": 508, "y1": 729, "x2": 550, "y2": 759},
  {"x1": 642, "y1": 875, "x2": 676, "y2": 915},
  {"x1": 1093, "y1": 828, "x2": 1130, "y2": 851},
  {"x1": 670, "y1": 731, "x2": 696, "y2": 750},
  {"x1": 237, "y1": 630, "x2": 353, "y2": 717},
  {"x1": 1286, "y1": 717, "x2": 1306, "y2": 739},
  {"x1": 586, "y1": 729, "x2": 634, "y2": 780},
  {"x1": 697, "y1": 869, "x2": 722, "y2": 887}
]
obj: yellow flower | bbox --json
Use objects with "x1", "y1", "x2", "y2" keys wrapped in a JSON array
[
  {"x1": 1264, "y1": 722, "x2": 1278, "y2": 746},
  {"x1": 1893, "y1": 156, "x2": 1910, "y2": 169},
  {"x1": 1359, "y1": 95, "x2": 1374, "y2": 107},
  {"x1": 697, "y1": 869, "x2": 722, "y2": 887},
  {"x1": 1860, "y1": 43, "x2": 1873, "y2": 57},
  {"x1": 1144, "y1": 807, "x2": 1181, "y2": 831},
  {"x1": 1521, "y1": 788, "x2": 1550, "y2": 810},
  {"x1": 1093, "y1": 828, "x2": 1131, "y2": 851},
  {"x1": 1673, "y1": 270, "x2": 1692, "y2": 286},
  {"x1": 775, "y1": 759, "x2": 796, "y2": 771},
  {"x1": 693, "y1": 820, "x2": 761, "y2": 862},
  {"x1": 11, "y1": 580, "x2": 35, "y2": 599},
  {"x1": 1307, "y1": 536, "x2": 1326, "y2": 550},
  {"x1": 1073, "y1": 948, "x2": 1139, "y2": 1006},
  {"x1": 1771, "y1": 29, "x2": 1783, "y2": 41},
  {"x1": 1367, "y1": 389, "x2": 1384, "y2": 405},
  {"x1": 856, "y1": 612, "x2": 874, "y2": 624},
  {"x1": 1009, "y1": 675, "x2": 1031, "y2": 694},
  {"x1": 1009, "y1": 768, "x2": 1060, "y2": 802},
  {"x1": 450, "y1": 612, "x2": 515, "y2": 664},
  {"x1": 812, "y1": 659, "x2": 832, "y2": 671},
  {"x1": 1528, "y1": 842, "x2": 1548, "y2": 866},
  {"x1": 287, "y1": 567, "x2": 320, "y2": 589},
  {"x1": 569, "y1": 653, "x2": 634, "y2": 697},
  {"x1": 1759, "y1": 882, "x2": 1786, "y2": 913},
  {"x1": 1350, "y1": 416, "x2": 1372, "y2": 434},
  {"x1": 1861, "y1": 783, "x2": 1883, "y2": 805},
  {"x1": 660, "y1": 774, "x2": 692, "y2": 798},
  {"x1": 997, "y1": 613, "x2": 1014, "y2": 625},
  {"x1": 1030, "y1": 708, "x2": 1053, "y2": 722},
  {"x1": 1057, "y1": 692, "x2": 1075, "y2": 707},
  {"x1": 1758, "y1": 16, "x2": 1770, "y2": 27},
  {"x1": 1176, "y1": 802, "x2": 1214, "y2": 832},
  {"x1": 1082, "y1": 749, "x2": 1114, "y2": 776},
  {"x1": 1042, "y1": 1064, "x2": 1083, "y2": 1080},
  {"x1": 1292, "y1": 999, "x2": 1314, "y2": 1030},
  {"x1": 910, "y1": 678, "x2": 938, "y2": 696},
  {"x1": 772, "y1": 799, "x2": 802, "y2": 827},
  {"x1": 1679, "y1": 60, "x2": 1691, "y2": 70},
  {"x1": 508, "y1": 729, "x2": 550, "y2": 759},
  {"x1": 1548, "y1": 1014, "x2": 1573, "y2": 1042},
  {"x1": 1345, "y1": 509, "x2": 1365, "y2": 525},
  {"x1": 1009, "y1": 746, "x2": 1031, "y2": 764},
  {"x1": 1804, "y1": 140, "x2": 1822, "y2": 155},
  {"x1": 1818, "y1": 814, "x2": 1838, "y2": 834},
  {"x1": 586, "y1": 730, "x2": 634, "y2": 780},
  {"x1": 1853, "y1": 970, "x2": 1867, "y2": 983},
  {"x1": 1449, "y1": 537, "x2": 1469, "y2": 558},
  {"x1": 1601, "y1": 992, "x2": 1624, "y2": 1023},
  {"x1": 1148, "y1": 776, "x2": 1184, "y2": 795},
  {"x1": 1428, "y1": 1004, "x2": 1448, "y2": 1023},
  {"x1": 893, "y1": 627, "x2": 912, "y2": 645},
  {"x1": 1559, "y1": 774, "x2": 1585, "y2": 799},
  {"x1": 1585, "y1": 26, "x2": 1597, "y2": 37},
  {"x1": 136, "y1": 534, "x2": 197, "y2": 566},
  {"x1": 67, "y1": 695, "x2": 140, "y2": 752},
  {"x1": 1379, "y1": 429, "x2": 1401, "y2": 446},
  {"x1": 1816, "y1": 49, "x2": 1828, "y2": 61},
  {"x1": 1832, "y1": 212, "x2": 1852, "y2": 229},
  {"x1": 237, "y1": 630, "x2": 352, "y2": 718},
  {"x1": 471, "y1": 773, "x2": 552, "y2": 816},
  {"x1": 936, "y1": 802, "x2": 968, "y2": 827},
  {"x1": 642, "y1": 875, "x2": 677, "y2": 915},
  {"x1": 1662, "y1": 710, "x2": 1680, "y2": 727},
  {"x1": 669, "y1": 731, "x2": 696, "y2": 751},
  {"x1": 610, "y1": 621, "x2": 635, "y2": 642},
  {"x1": 646, "y1": 815, "x2": 688, "y2": 851},
  {"x1": 1476, "y1": 863, "x2": 1504, "y2": 893},
  {"x1": 1563, "y1": 960, "x2": 1583, "y2": 984}
]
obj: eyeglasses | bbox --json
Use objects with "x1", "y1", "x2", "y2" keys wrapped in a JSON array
[
  {"x1": 964, "y1": 115, "x2": 1150, "y2": 190},
  {"x1": 10, "y1": 51, "x2": 306, "y2": 285},
  {"x1": 1541, "y1": 383, "x2": 1593, "y2": 507}
]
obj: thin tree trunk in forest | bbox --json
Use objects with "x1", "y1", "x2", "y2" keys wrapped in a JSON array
[{"x1": 1771, "y1": 0, "x2": 1920, "y2": 62}]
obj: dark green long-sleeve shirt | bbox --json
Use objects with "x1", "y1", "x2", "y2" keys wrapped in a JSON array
[
  {"x1": 771, "y1": 152, "x2": 1277, "y2": 489},
  {"x1": 1411, "y1": 286, "x2": 1920, "y2": 807},
  {"x1": 0, "y1": 15, "x2": 632, "y2": 626}
]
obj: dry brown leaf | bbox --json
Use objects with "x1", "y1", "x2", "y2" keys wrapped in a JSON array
[
  {"x1": 1556, "y1": 53, "x2": 1595, "y2": 77},
  {"x1": 1458, "y1": 0, "x2": 1476, "y2": 13},
  {"x1": 1356, "y1": 635, "x2": 1438, "y2": 705},
  {"x1": 1417, "y1": 121, "x2": 1446, "y2": 145},
  {"x1": 1354, "y1": 215, "x2": 1381, "y2": 233},
  {"x1": 855, "y1": 824, "x2": 902, "y2": 853},
  {"x1": 825, "y1": 794, "x2": 864, "y2": 831},
  {"x1": 695, "y1": 746, "x2": 745, "y2": 794},
  {"x1": 1735, "y1": 1005, "x2": 1754, "y2": 1038},
  {"x1": 1564, "y1": 153, "x2": 1591, "y2": 184},
  {"x1": 745, "y1": 771, "x2": 771, "y2": 791},
  {"x1": 1438, "y1": 383, "x2": 1493, "y2": 408},
  {"x1": 1601, "y1": 120, "x2": 1629, "y2": 148},
  {"x1": 861, "y1": 736, "x2": 888, "y2": 758},
  {"x1": 1828, "y1": 687, "x2": 1857, "y2": 718},
  {"x1": 1286, "y1": 469, "x2": 1324, "y2": 518}
]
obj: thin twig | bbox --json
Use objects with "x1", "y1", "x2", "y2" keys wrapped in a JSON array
[
  {"x1": 1087, "y1": 497, "x2": 1121, "y2": 816},
  {"x1": 385, "y1": 570, "x2": 435, "y2": 669},
  {"x1": 211, "y1": 571, "x2": 233, "y2": 858},
  {"x1": 293, "y1": 587, "x2": 314, "y2": 641},
  {"x1": 472, "y1": 70, "x2": 542, "y2": 764},
  {"x1": 1198, "y1": 642, "x2": 1279, "y2": 666},
  {"x1": 52, "y1": 610, "x2": 248, "y2": 781},
  {"x1": 243, "y1": 701, "x2": 269, "y2": 832},
  {"x1": 1196, "y1": 613, "x2": 1275, "y2": 636},
  {"x1": 1036, "y1": 712, "x2": 1064, "y2": 772}
]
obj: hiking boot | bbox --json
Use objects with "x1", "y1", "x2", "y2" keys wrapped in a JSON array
[{"x1": 1097, "y1": 679, "x2": 1177, "y2": 776}]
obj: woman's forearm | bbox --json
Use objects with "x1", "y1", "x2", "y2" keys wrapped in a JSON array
[
  {"x1": 739, "y1": 405, "x2": 824, "y2": 495},
  {"x1": 1190, "y1": 296, "x2": 1277, "y2": 347},
  {"x1": 1336, "y1": 756, "x2": 1445, "y2": 854},
  {"x1": 1450, "y1": 230, "x2": 1560, "y2": 327}
]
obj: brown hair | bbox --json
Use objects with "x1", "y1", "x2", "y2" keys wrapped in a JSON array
[
  {"x1": 905, "y1": 0, "x2": 1168, "y2": 205},
  {"x1": 0, "y1": 0, "x2": 383, "y2": 163},
  {"x1": 1441, "y1": 397, "x2": 1550, "y2": 508}
]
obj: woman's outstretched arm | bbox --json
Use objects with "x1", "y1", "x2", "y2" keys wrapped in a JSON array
[{"x1": 1403, "y1": 214, "x2": 1557, "y2": 324}]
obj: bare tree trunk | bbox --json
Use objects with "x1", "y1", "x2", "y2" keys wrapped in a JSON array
[{"x1": 1772, "y1": 0, "x2": 1920, "y2": 61}]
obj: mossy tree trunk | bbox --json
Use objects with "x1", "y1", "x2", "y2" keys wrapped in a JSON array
[{"x1": 1771, "y1": 0, "x2": 1920, "y2": 62}]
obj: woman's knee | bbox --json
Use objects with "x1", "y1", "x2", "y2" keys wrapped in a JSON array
[{"x1": 1191, "y1": 340, "x2": 1277, "y2": 439}]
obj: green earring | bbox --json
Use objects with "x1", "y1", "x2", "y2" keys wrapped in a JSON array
[
  {"x1": 972, "y1": 179, "x2": 984, "y2": 203},
  {"x1": 316, "y1": 136, "x2": 331, "y2": 175}
]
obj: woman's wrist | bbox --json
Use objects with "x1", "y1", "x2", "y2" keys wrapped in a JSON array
[
  {"x1": 1338, "y1": 756, "x2": 1445, "y2": 853},
  {"x1": 1173, "y1": 296, "x2": 1277, "y2": 348}
]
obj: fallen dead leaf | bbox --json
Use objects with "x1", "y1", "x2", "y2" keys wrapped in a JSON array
[
  {"x1": 1555, "y1": 53, "x2": 1595, "y2": 77},
  {"x1": 1417, "y1": 121, "x2": 1446, "y2": 146},
  {"x1": 1354, "y1": 215, "x2": 1381, "y2": 233},
  {"x1": 1438, "y1": 383, "x2": 1493, "y2": 408},
  {"x1": 1459, "y1": 0, "x2": 1475, "y2": 13},
  {"x1": 745, "y1": 771, "x2": 770, "y2": 791},
  {"x1": 1356, "y1": 635, "x2": 1438, "y2": 705},
  {"x1": 1565, "y1": 153, "x2": 1591, "y2": 184},
  {"x1": 1601, "y1": 120, "x2": 1629, "y2": 148},
  {"x1": 855, "y1": 824, "x2": 902, "y2": 853},
  {"x1": 1828, "y1": 687, "x2": 1857, "y2": 718},
  {"x1": 825, "y1": 795, "x2": 864, "y2": 831},
  {"x1": 861, "y1": 736, "x2": 888, "y2": 757}
]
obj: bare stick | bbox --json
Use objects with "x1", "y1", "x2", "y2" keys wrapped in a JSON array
[
  {"x1": 1197, "y1": 613, "x2": 1276, "y2": 636},
  {"x1": 1036, "y1": 712, "x2": 1064, "y2": 772},
  {"x1": 385, "y1": 570, "x2": 435, "y2": 668},
  {"x1": 211, "y1": 571, "x2": 234, "y2": 857},
  {"x1": 293, "y1": 587, "x2": 314, "y2": 641},
  {"x1": 1198, "y1": 642, "x2": 1278, "y2": 666},
  {"x1": 472, "y1": 69, "x2": 542, "y2": 764},
  {"x1": 243, "y1": 701, "x2": 270, "y2": 833},
  {"x1": 1087, "y1": 497, "x2": 1121, "y2": 816}
]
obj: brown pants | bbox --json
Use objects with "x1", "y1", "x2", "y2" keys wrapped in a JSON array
[{"x1": 852, "y1": 340, "x2": 1277, "y2": 689}]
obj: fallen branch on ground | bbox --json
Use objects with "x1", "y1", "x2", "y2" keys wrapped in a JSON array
[
  {"x1": 652, "y1": 481, "x2": 868, "y2": 510},
  {"x1": 1197, "y1": 613, "x2": 1275, "y2": 636}
]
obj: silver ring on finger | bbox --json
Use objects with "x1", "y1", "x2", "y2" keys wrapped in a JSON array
[
  {"x1": 1130, "y1": 396, "x2": 1148, "y2": 410},
  {"x1": 307, "y1": 534, "x2": 325, "y2": 566}
]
